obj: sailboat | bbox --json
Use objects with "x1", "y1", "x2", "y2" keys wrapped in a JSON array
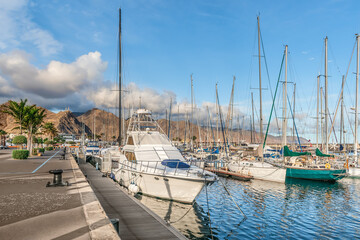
[
  {"x1": 284, "y1": 37, "x2": 347, "y2": 182},
  {"x1": 284, "y1": 146, "x2": 347, "y2": 181},
  {"x1": 109, "y1": 9, "x2": 217, "y2": 204},
  {"x1": 227, "y1": 17, "x2": 286, "y2": 183},
  {"x1": 349, "y1": 34, "x2": 360, "y2": 177}
]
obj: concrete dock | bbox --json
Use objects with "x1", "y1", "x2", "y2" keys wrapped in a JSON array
[
  {"x1": 0, "y1": 148, "x2": 186, "y2": 240},
  {"x1": 79, "y1": 162, "x2": 186, "y2": 240},
  {"x1": 0, "y1": 149, "x2": 118, "y2": 240}
]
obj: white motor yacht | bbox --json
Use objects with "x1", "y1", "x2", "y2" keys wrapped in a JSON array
[{"x1": 111, "y1": 109, "x2": 217, "y2": 204}]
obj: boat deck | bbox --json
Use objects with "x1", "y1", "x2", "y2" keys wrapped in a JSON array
[{"x1": 79, "y1": 163, "x2": 186, "y2": 240}]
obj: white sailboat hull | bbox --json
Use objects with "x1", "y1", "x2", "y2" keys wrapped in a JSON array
[
  {"x1": 113, "y1": 167, "x2": 206, "y2": 204},
  {"x1": 348, "y1": 167, "x2": 360, "y2": 177},
  {"x1": 228, "y1": 163, "x2": 286, "y2": 183}
]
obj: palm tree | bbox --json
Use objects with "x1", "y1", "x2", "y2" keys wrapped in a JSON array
[
  {"x1": 1, "y1": 99, "x2": 33, "y2": 134},
  {"x1": 95, "y1": 134, "x2": 101, "y2": 141},
  {"x1": 42, "y1": 122, "x2": 58, "y2": 140},
  {"x1": 22, "y1": 107, "x2": 46, "y2": 155},
  {"x1": 0, "y1": 130, "x2": 7, "y2": 146}
]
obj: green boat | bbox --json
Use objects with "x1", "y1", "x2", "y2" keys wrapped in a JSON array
[
  {"x1": 286, "y1": 167, "x2": 347, "y2": 182},
  {"x1": 284, "y1": 146, "x2": 348, "y2": 182}
]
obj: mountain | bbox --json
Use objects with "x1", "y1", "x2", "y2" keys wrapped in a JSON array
[
  {"x1": 0, "y1": 101, "x2": 309, "y2": 145},
  {"x1": 71, "y1": 112, "x2": 85, "y2": 117},
  {"x1": 156, "y1": 119, "x2": 308, "y2": 144},
  {"x1": 0, "y1": 102, "x2": 91, "y2": 136},
  {"x1": 77, "y1": 108, "x2": 120, "y2": 140}
]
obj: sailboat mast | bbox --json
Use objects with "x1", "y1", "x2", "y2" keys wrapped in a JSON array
[
  {"x1": 355, "y1": 34, "x2": 359, "y2": 160},
  {"x1": 282, "y1": 45, "x2": 288, "y2": 148},
  {"x1": 251, "y1": 92, "x2": 255, "y2": 144},
  {"x1": 340, "y1": 76, "x2": 344, "y2": 148},
  {"x1": 257, "y1": 16, "x2": 264, "y2": 146},
  {"x1": 168, "y1": 98, "x2": 172, "y2": 139},
  {"x1": 190, "y1": 74, "x2": 194, "y2": 149},
  {"x1": 321, "y1": 87, "x2": 324, "y2": 150},
  {"x1": 118, "y1": 8, "x2": 122, "y2": 146},
  {"x1": 293, "y1": 83, "x2": 296, "y2": 148},
  {"x1": 325, "y1": 36, "x2": 328, "y2": 153},
  {"x1": 177, "y1": 105, "x2": 179, "y2": 141},
  {"x1": 216, "y1": 86, "x2": 219, "y2": 146},
  {"x1": 316, "y1": 75, "x2": 320, "y2": 148}
]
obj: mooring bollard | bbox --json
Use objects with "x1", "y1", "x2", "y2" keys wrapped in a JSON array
[
  {"x1": 46, "y1": 169, "x2": 71, "y2": 187},
  {"x1": 110, "y1": 218, "x2": 120, "y2": 234}
]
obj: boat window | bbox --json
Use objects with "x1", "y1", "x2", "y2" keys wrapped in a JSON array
[
  {"x1": 161, "y1": 159, "x2": 190, "y2": 169},
  {"x1": 125, "y1": 151, "x2": 136, "y2": 162},
  {"x1": 127, "y1": 136, "x2": 134, "y2": 145}
]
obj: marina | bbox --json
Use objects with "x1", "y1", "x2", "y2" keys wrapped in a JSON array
[{"x1": 2, "y1": 1, "x2": 360, "y2": 239}]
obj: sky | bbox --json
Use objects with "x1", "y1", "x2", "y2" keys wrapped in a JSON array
[{"x1": 1, "y1": 0, "x2": 360, "y2": 142}]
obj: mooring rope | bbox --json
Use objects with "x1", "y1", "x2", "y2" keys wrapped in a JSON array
[
  {"x1": 218, "y1": 178, "x2": 247, "y2": 219},
  {"x1": 167, "y1": 200, "x2": 196, "y2": 224},
  {"x1": 205, "y1": 177, "x2": 214, "y2": 240}
]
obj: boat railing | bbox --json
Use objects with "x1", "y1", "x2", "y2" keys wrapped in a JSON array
[{"x1": 110, "y1": 156, "x2": 211, "y2": 178}]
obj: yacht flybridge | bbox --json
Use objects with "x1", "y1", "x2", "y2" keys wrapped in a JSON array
[{"x1": 112, "y1": 109, "x2": 217, "y2": 204}]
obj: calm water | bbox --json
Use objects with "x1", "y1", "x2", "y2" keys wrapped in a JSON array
[{"x1": 136, "y1": 177, "x2": 360, "y2": 239}]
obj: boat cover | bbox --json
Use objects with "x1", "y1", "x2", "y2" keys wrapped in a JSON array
[
  {"x1": 315, "y1": 148, "x2": 334, "y2": 158},
  {"x1": 283, "y1": 145, "x2": 311, "y2": 157},
  {"x1": 161, "y1": 159, "x2": 190, "y2": 169}
]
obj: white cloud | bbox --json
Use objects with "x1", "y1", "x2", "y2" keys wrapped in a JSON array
[
  {"x1": 0, "y1": 50, "x2": 107, "y2": 98},
  {"x1": 0, "y1": 0, "x2": 62, "y2": 56}
]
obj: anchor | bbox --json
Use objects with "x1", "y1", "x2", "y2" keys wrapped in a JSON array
[{"x1": 46, "y1": 169, "x2": 71, "y2": 187}]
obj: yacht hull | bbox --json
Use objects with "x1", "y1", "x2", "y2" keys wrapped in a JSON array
[
  {"x1": 227, "y1": 164, "x2": 286, "y2": 183},
  {"x1": 114, "y1": 168, "x2": 206, "y2": 204},
  {"x1": 286, "y1": 167, "x2": 347, "y2": 181}
]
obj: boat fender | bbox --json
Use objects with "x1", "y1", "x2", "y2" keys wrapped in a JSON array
[
  {"x1": 325, "y1": 163, "x2": 331, "y2": 169},
  {"x1": 129, "y1": 184, "x2": 139, "y2": 194}
]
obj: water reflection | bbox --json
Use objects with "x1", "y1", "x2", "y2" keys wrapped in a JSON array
[
  {"x1": 136, "y1": 178, "x2": 360, "y2": 239},
  {"x1": 136, "y1": 194, "x2": 213, "y2": 239}
]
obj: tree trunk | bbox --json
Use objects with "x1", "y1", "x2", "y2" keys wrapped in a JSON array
[{"x1": 28, "y1": 125, "x2": 33, "y2": 156}]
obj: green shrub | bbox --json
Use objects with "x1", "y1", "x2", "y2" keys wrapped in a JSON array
[
  {"x1": 45, "y1": 146, "x2": 53, "y2": 151},
  {"x1": 12, "y1": 150, "x2": 29, "y2": 159},
  {"x1": 12, "y1": 135, "x2": 27, "y2": 145},
  {"x1": 33, "y1": 148, "x2": 45, "y2": 155}
]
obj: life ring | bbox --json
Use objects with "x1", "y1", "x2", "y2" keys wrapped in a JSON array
[{"x1": 325, "y1": 163, "x2": 331, "y2": 169}]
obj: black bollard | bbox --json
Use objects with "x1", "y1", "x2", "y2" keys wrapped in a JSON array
[{"x1": 46, "y1": 169, "x2": 71, "y2": 187}]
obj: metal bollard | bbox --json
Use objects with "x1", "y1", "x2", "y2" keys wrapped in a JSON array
[{"x1": 46, "y1": 169, "x2": 71, "y2": 187}]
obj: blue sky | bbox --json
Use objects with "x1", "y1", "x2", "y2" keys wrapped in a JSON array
[{"x1": 1, "y1": 0, "x2": 360, "y2": 142}]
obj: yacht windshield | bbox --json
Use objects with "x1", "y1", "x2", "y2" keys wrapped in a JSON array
[{"x1": 161, "y1": 159, "x2": 190, "y2": 169}]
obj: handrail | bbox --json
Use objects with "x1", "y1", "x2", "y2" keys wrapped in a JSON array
[{"x1": 112, "y1": 159, "x2": 217, "y2": 179}]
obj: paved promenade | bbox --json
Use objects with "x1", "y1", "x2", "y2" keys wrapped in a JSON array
[{"x1": 0, "y1": 149, "x2": 119, "y2": 240}]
